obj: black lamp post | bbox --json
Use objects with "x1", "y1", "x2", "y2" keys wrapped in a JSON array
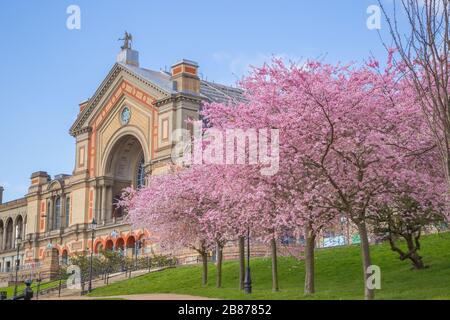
[
  {"x1": 36, "y1": 277, "x2": 42, "y2": 300},
  {"x1": 88, "y1": 218, "x2": 97, "y2": 293},
  {"x1": 24, "y1": 279, "x2": 33, "y2": 300},
  {"x1": 13, "y1": 235, "x2": 22, "y2": 298},
  {"x1": 244, "y1": 227, "x2": 252, "y2": 294},
  {"x1": 134, "y1": 238, "x2": 145, "y2": 268},
  {"x1": 111, "y1": 229, "x2": 119, "y2": 252}
]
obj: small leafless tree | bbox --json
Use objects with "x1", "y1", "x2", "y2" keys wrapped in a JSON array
[
  {"x1": 379, "y1": 0, "x2": 450, "y2": 191},
  {"x1": 370, "y1": 196, "x2": 446, "y2": 270}
]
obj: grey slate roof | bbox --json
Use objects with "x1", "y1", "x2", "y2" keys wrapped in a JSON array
[
  {"x1": 119, "y1": 63, "x2": 177, "y2": 94},
  {"x1": 121, "y1": 62, "x2": 246, "y2": 104},
  {"x1": 199, "y1": 81, "x2": 247, "y2": 104},
  {"x1": 71, "y1": 62, "x2": 246, "y2": 135}
]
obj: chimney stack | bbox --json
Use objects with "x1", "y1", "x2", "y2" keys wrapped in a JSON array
[
  {"x1": 0, "y1": 186, "x2": 3, "y2": 205},
  {"x1": 30, "y1": 171, "x2": 51, "y2": 186},
  {"x1": 171, "y1": 59, "x2": 200, "y2": 94}
]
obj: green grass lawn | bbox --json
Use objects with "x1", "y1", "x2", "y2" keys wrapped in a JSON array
[
  {"x1": 85, "y1": 232, "x2": 450, "y2": 299},
  {"x1": 2, "y1": 279, "x2": 61, "y2": 299}
]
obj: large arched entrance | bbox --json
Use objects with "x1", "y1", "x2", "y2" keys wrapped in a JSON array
[{"x1": 100, "y1": 134, "x2": 147, "y2": 222}]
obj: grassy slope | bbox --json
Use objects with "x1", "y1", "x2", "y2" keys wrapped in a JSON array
[
  {"x1": 2, "y1": 279, "x2": 61, "y2": 298},
  {"x1": 86, "y1": 232, "x2": 450, "y2": 299}
]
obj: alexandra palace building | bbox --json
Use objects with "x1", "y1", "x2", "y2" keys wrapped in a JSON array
[{"x1": 0, "y1": 38, "x2": 245, "y2": 275}]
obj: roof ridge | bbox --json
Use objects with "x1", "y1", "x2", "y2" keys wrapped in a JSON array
[
  {"x1": 202, "y1": 81, "x2": 235, "y2": 102},
  {"x1": 202, "y1": 80, "x2": 242, "y2": 92},
  {"x1": 69, "y1": 63, "x2": 121, "y2": 135}
]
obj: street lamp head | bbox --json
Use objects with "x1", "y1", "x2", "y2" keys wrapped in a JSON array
[
  {"x1": 16, "y1": 236, "x2": 22, "y2": 245},
  {"x1": 91, "y1": 218, "x2": 97, "y2": 230}
]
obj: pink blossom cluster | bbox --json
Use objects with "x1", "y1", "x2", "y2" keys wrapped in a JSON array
[{"x1": 120, "y1": 56, "x2": 448, "y2": 254}]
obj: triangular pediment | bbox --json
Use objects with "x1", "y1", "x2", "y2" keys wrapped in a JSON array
[{"x1": 70, "y1": 63, "x2": 174, "y2": 136}]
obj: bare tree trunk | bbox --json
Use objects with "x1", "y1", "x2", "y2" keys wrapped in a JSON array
[
  {"x1": 270, "y1": 238, "x2": 279, "y2": 292},
  {"x1": 405, "y1": 235, "x2": 425, "y2": 270},
  {"x1": 201, "y1": 251, "x2": 208, "y2": 286},
  {"x1": 304, "y1": 224, "x2": 316, "y2": 295},
  {"x1": 357, "y1": 221, "x2": 375, "y2": 300},
  {"x1": 238, "y1": 236, "x2": 245, "y2": 290},
  {"x1": 216, "y1": 241, "x2": 223, "y2": 288},
  {"x1": 388, "y1": 233, "x2": 425, "y2": 269}
]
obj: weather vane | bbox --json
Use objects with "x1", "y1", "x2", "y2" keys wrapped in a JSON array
[{"x1": 119, "y1": 31, "x2": 133, "y2": 50}]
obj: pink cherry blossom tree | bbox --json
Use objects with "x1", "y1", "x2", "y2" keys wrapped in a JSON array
[
  {"x1": 120, "y1": 167, "x2": 214, "y2": 286},
  {"x1": 366, "y1": 67, "x2": 448, "y2": 269},
  {"x1": 202, "y1": 54, "x2": 446, "y2": 299},
  {"x1": 201, "y1": 62, "x2": 342, "y2": 295},
  {"x1": 122, "y1": 52, "x2": 446, "y2": 300},
  {"x1": 120, "y1": 162, "x2": 249, "y2": 288}
]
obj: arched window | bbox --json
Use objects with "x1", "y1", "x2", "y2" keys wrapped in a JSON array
[
  {"x1": 53, "y1": 197, "x2": 61, "y2": 230},
  {"x1": 105, "y1": 240, "x2": 114, "y2": 251},
  {"x1": 5, "y1": 219, "x2": 13, "y2": 250},
  {"x1": 126, "y1": 236, "x2": 136, "y2": 256},
  {"x1": 61, "y1": 250, "x2": 69, "y2": 265},
  {"x1": 135, "y1": 155, "x2": 146, "y2": 189},
  {"x1": 65, "y1": 196, "x2": 70, "y2": 227},
  {"x1": 116, "y1": 238, "x2": 125, "y2": 255},
  {"x1": 47, "y1": 201, "x2": 51, "y2": 231},
  {"x1": 15, "y1": 216, "x2": 23, "y2": 246}
]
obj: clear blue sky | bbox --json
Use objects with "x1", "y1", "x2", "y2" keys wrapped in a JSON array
[{"x1": 0, "y1": 0, "x2": 397, "y2": 202}]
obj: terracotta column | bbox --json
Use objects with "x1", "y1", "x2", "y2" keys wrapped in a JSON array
[
  {"x1": 63, "y1": 196, "x2": 68, "y2": 228},
  {"x1": 94, "y1": 187, "x2": 101, "y2": 222},
  {"x1": 101, "y1": 185, "x2": 107, "y2": 223},
  {"x1": 106, "y1": 186, "x2": 113, "y2": 222}
]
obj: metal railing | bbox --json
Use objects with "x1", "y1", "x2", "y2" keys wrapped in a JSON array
[{"x1": 0, "y1": 254, "x2": 179, "y2": 300}]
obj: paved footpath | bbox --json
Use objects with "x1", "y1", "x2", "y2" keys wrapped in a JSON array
[{"x1": 40, "y1": 293, "x2": 217, "y2": 300}]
